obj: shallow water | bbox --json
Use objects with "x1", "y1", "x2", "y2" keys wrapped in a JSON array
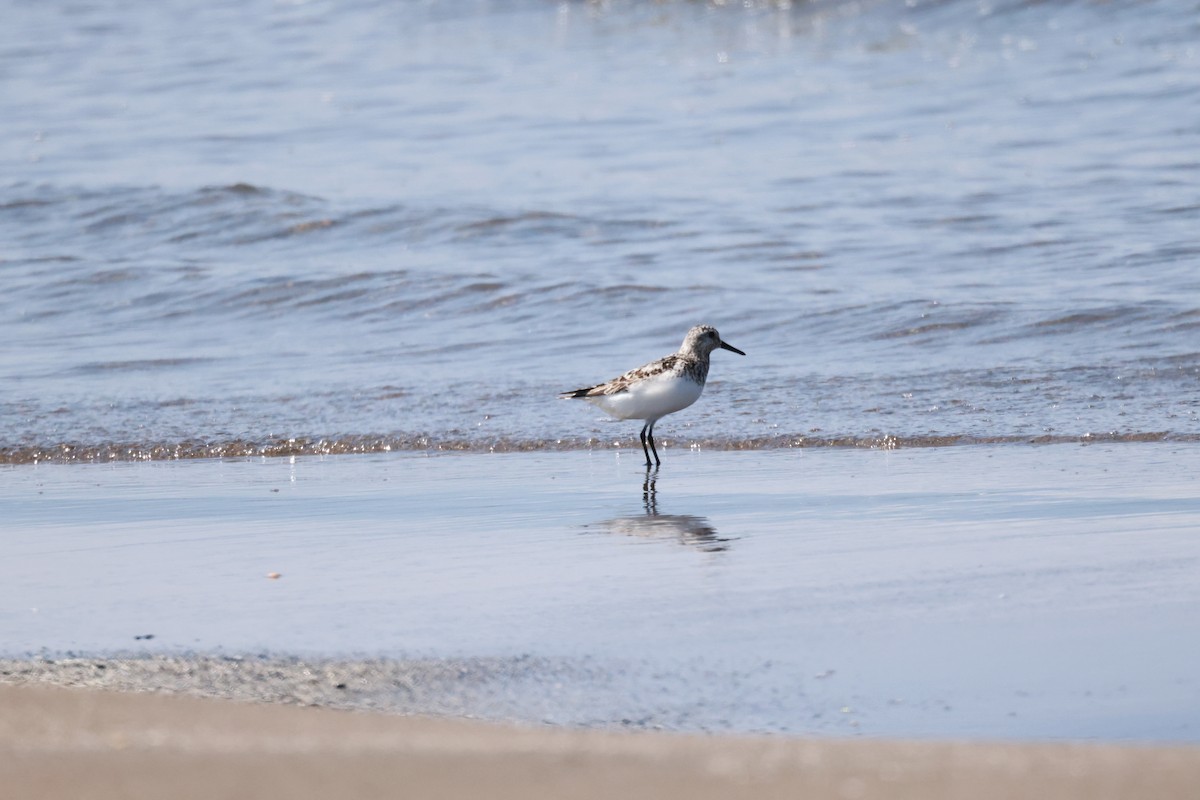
[
  {"x1": 3, "y1": 0, "x2": 1199, "y2": 461},
  {"x1": 3, "y1": 445, "x2": 1198, "y2": 740}
]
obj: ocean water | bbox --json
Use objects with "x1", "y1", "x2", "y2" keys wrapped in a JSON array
[{"x1": 2, "y1": 0, "x2": 1199, "y2": 461}]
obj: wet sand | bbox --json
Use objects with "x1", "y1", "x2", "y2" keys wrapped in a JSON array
[
  {"x1": 4, "y1": 446, "x2": 1200, "y2": 739},
  {"x1": 4, "y1": 446, "x2": 1199, "y2": 795},
  {"x1": 4, "y1": 681, "x2": 1199, "y2": 800}
]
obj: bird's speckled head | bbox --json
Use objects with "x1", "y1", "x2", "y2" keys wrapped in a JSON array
[{"x1": 679, "y1": 325, "x2": 746, "y2": 358}]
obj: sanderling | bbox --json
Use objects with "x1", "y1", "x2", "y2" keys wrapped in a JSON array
[{"x1": 561, "y1": 325, "x2": 745, "y2": 467}]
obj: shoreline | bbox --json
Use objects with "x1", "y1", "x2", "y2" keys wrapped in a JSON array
[
  {"x1": 4, "y1": 681, "x2": 1199, "y2": 800},
  {"x1": 2, "y1": 430, "x2": 1195, "y2": 465},
  {"x1": 0, "y1": 654, "x2": 593, "y2": 728},
  {"x1": 3, "y1": 651, "x2": 1197, "y2": 744}
]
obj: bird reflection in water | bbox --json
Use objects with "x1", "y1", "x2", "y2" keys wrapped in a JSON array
[{"x1": 592, "y1": 467, "x2": 733, "y2": 553}]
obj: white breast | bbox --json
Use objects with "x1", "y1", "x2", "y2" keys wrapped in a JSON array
[{"x1": 586, "y1": 373, "x2": 704, "y2": 422}]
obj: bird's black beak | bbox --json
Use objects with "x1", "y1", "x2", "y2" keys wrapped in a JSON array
[{"x1": 720, "y1": 341, "x2": 746, "y2": 356}]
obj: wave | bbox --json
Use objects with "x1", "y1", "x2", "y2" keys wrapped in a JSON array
[{"x1": 6, "y1": 182, "x2": 1198, "y2": 350}]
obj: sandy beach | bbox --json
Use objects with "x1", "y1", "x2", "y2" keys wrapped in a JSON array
[
  {"x1": 4, "y1": 681, "x2": 1199, "y2": 800},
  {"x1": 3, "y1": 443, "x2": 1198, "y2": 799},
  {"x1": 5, "y1": 447, "x2": 1200, "y2": 740},
  {"x1": 5, "y1": 445, "x2": 1199, "y2": 797}
]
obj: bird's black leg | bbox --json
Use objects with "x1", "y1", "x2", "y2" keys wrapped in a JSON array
[
  {"x1": 647, "y1": 421, "x2": 661, "y2": 467},
  {"x1": 639, "y1": 422, "x2": 652, "y2": 467}
]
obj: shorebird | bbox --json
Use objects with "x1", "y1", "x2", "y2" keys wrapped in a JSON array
[{"x1": 561, "y1": 325, "x2": 745, "y2": 467}]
